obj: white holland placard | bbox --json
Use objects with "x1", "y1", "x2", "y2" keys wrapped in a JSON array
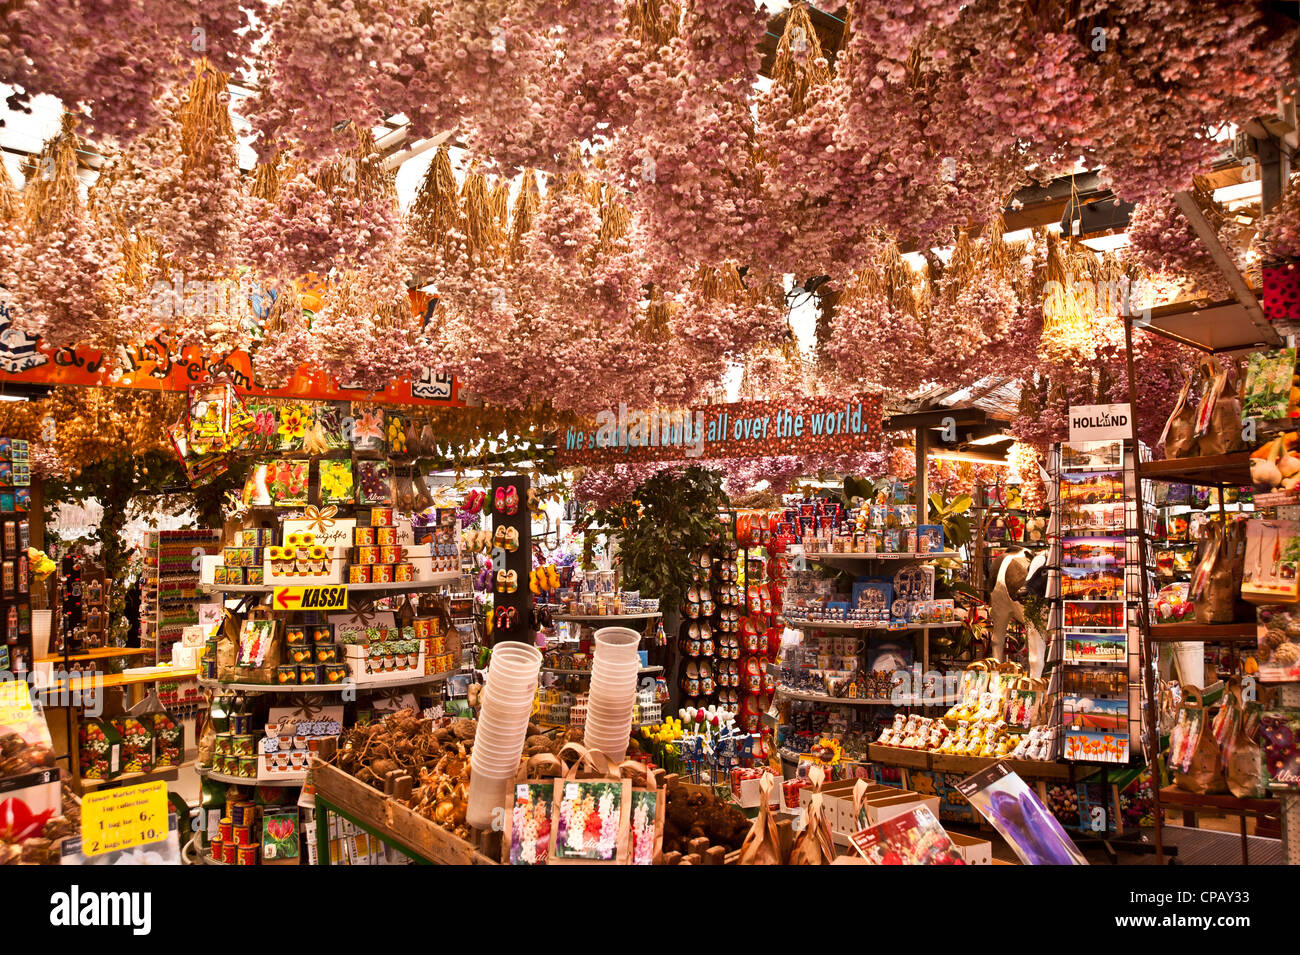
[{"x1": 1068, "y1": 404, "x2": 1132, "y2": 443}]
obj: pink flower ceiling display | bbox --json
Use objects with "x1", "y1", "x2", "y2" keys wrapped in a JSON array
[
  {"x1": 1, "y1": 0, "x2": 265, "y2": 145},
  {"x1": 249, "y1": 283, "x2": 313, "y2": 389},
  {"x1": 308, "y1": 261, "x2": 436, "y2": 392},
  {"x1": 94, "y1": 64, "x2": 252, "y2": 354},
  {"x1": 239, "y1": 0, "x2": 438, "y2": 163},
  {"x1": 243, "y1": 131, "x2": 403, "y2": 283},
  {"x1": 601, "y1": 0, "x2": 770, "y2": 281},
  {"x1": 432, "y1": 170, "x2": 671, "y2": 414},
  {"x1": 0, "y1": 117, "x2": 126, "y2": 350}
]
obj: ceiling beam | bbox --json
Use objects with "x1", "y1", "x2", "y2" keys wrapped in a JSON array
[{"x1": 1173, "y1": 189, "x2": 1280, "y2": 346}]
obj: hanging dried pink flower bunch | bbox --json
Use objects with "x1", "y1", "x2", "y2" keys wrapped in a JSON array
[
  {"x1": 1258, "y1": 176, "x2": 1300, "y2": 263},
  {"x1": 2, "y1": 0, "x2": 264, "y2": 145},
  {"x1": 0, "y1": 117, "x2": 125, "y2": 349},
  {"x1": 1125, "y1": 197, "x2": 1232, "y2": 300}
]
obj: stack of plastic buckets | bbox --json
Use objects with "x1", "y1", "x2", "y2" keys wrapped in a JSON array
[
  {"x1": 466, "y1": 642, "x2": 542, "y2": 829},
  {"x1": 582, "y1": 627, "x2": 642, "y2": 761}
]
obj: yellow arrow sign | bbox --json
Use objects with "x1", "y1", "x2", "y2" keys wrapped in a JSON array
[
  {"x1": 273, "y1": 585, "x2": 349, "y2": 612},
  {"x1": 81, "y1": 780, "x2": 169, "y2": 857}
]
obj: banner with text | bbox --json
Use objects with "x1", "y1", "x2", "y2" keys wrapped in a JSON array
[{"x1": 556, "y1": 394, "x2": 883, "y2": 466}]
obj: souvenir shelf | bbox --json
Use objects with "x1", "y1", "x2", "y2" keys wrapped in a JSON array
[
  {"x1": 1146, "y1": 622, "x2": 1259, "y2": 642},
  {"x1": 1122, "y1": 298, "x2": 1285, "y2": 863},
  {"x1": 552, "y1": 612, "x2": 662, "y2": 623},
  {"x1": 200, "y1": 576, "x2": 463, "y2": 595},
  {"x1": 141, "y1": 529, "x2": 223, "y2": 664},
  {"x1": 0, "y1": 509, "x2": 32, "y2": 674},
  {"x1": 198, "y1": 767, "x2": 304, "y2": 787},
  {"x1": 540, "y1": 665, "x2": 663, "y2": 676},
  {"x1": 786, "y1": 619, "x2": 962, "y2": 633},
  {"x1": 198, "y1": 673, "x2": 451, "y2": 693}
]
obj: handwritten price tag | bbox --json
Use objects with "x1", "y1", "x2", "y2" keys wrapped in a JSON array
[
  {"x1": 80, "y1": 781, "x2": 169, "y2": 857},
  {"x1": 0, "y1": 681, "x2": 33, "y2": 724}
]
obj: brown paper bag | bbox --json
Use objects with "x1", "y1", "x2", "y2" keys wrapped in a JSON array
[
  {"x1": 1160, "y1": 377, "x2": 1198, "y2": 459},
  {"x1": 502, "y1": 753, "x2": 565, "y2": 865},
  {"x1": 1195, "y1": 359, "x2": 1244, "y2": 456},
  {"x1": 217, "y1": 610, "x2": 283, "y2": 684},
  {"x1": 738, "y1": 772, "x2": 784, "y2": 864},
  {"x1": 1225, "y1": 708, "x2": 1266, "y2": 799},
  {"x1": 1191, "y1": 522, "x2": 1248, "y2": 624},
  {"x1": 1172, "y1": 688, "x2": 1228, "y2": 795},
  {"x1": 789, "y1": 793, "x2": 836, "y2": 865},
  {"x1": 617, "y1": 760, "x2": 666, "y2": 865},
  {"x1": 547, "y1": 744, "x2": 631, "y2": 864}
]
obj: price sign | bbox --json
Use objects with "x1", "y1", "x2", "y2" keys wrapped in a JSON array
[
  {"x1": 80, "y1": 781, "x2": 169, "y2": 857},
  {"x1": 0, "y1": 681, "x2": 33, "y2": 723}
]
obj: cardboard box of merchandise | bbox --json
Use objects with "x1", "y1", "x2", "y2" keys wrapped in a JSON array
[
  {"x1": 732, "y1": 770, "x2": 782, "y2": 810},
  {"x1": 863, "y1": 792, "x2": 941, "y2": 828},
  {"x1": 344, "y1": 651, "x2": 426, "y2": 684},
  {"x1": 801, "y1": 780, "x2": 899, "y2": 833},
  {"x1": 946, "y1": 831, "x2": 992, "y2": 865}
]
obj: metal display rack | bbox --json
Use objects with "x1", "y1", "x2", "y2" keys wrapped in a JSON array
[{"x1": 1123, "y1": 252, "x2": 1290, "y2": 862}]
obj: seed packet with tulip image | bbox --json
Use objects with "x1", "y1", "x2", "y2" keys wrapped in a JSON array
[
  {"x1": 269, "y1": 459, "x2": 311, "y2": 507},
  {"x1": 246, "y1": 402, "x2": 280, "y2": 452},
  {"x1": 261, "y1": 808, "x2": 301, "y2": 863}
]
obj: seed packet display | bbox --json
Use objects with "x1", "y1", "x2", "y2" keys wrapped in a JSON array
[
  {"x1": 241, "y1": 461, "x2": 273, "y2": 506},
  {"x1": 237, "y1": 619, "x2": 278, "y2": 668},
  {"x1": 276, "y1": 403, "x2": 313, "y2": 452},
  {"x1": 1259, "y1": 709, "x2": 1300, "y2": 789},
  {"x1": 313, "y1": 403, "x2": 351, "y2": 450},
  {"x1": 507, "y1": 782, "x2": 555, "y2": 865},
  {"x1": 956, "y1": 763, "x2": 1087, "y2": 865},
  {"x1": 549, "y1": 778, "x2": 630, "y2": 864},
  {"x1": 1242, "y1": 347, "x2": 1297, "y2": 421},
  {"x1": 350, "y1": 403, "x2": 386, "y2": 452},
  {"x1": 267, "y1": 459, "x2": 310, "y2": 507},
  {"x1": 848, "y1": 805, "x2": 963, "y2": 865},
  {"x1": 262, "y1": 808, "x2": 301, "y2": 864},
  {"x1": 1241, "y1": 520, "x2": 1300, "y2": 605}
]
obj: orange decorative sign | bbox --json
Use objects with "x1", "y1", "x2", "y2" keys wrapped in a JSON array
[{"x1": 0, "y1": 289, "x2": 463, "y2": 407}]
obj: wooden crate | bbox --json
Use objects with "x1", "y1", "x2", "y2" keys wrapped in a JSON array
[{"x1": 311, "y1": 759, "x2": 497, "y2": 865}]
